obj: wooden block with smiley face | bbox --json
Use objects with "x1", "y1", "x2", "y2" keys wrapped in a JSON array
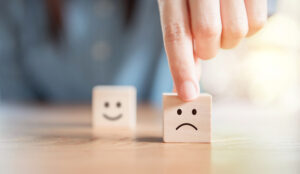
[
  {"x1": 163, "y1": 93, "x2": 212, "y2": 143},
  {"x1": 92, "y1": 86, "x2": 136, "y2": 131}
]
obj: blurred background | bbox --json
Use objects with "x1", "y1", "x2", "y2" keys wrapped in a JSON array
[
  {"x1": 0, "y1": 1, "x2": 299, "y2": 173},
  {"x1": 201, "y1": 0, "x2": 300, "y2": 113},
  {"x1": 0, "y1": 0, "x2": 299, "y2": 113},
  {"x1": 0, "y1": 0, "x2": 171, "y2": 104}
]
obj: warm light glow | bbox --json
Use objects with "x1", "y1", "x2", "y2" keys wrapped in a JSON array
[
  {"x1": 242, "y1": 14, "x2": 300, "y2": 110},
  {"x1": 202, "y1": 13, "x2": 300, "y2": 112},
  {"x1": 242, "y1": 50, "x2": 299, "y2": 106}
]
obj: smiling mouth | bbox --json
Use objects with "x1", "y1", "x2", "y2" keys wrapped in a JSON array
[
  {"x1": 176, "y1": 123, "x2": 198, "y2": 130},
  {"x1": 103, "y1": 114, "x2": 123, "y2": 121}
]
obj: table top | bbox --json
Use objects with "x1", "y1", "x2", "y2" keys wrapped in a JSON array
[{"x1": 0, "y1": 101, "x2": 299, "y2": 174}]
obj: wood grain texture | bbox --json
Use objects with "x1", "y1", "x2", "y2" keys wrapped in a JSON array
[{"x1": 0, "y1": 101, "x2": 299, "y2": 174}]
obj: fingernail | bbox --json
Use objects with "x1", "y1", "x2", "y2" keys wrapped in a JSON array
[{"x1": 179, "y1": 81, "x2": 199, "y2": 101}]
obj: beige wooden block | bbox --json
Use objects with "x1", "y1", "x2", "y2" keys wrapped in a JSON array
[
  {"x1": 92, "y1": 86, "x2": 136, "y2": 131},
  {"x1": 163, "y1": 93, "x2": 212, "y2": 143}
]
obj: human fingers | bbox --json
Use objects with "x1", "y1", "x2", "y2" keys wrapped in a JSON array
[
  {"x1": 244, "y1": 0, "x2": 268, "y2": 37},
  {"x1": 158, "y1": 0, "x2": 199, "y2": 101},
  {"x1": 220, "y1": 0, "x2": 249, "y2": 49},
  {"x1": 189, "y1": 0, "x2": 222, "y2": 60}
]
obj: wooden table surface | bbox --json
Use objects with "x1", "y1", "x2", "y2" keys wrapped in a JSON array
[{"x1": 0, "y1": 101, "x2": 299, "y2": 174}]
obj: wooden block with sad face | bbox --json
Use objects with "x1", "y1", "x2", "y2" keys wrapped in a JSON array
[
  {"x1": 163, "y1": 93, "x2": 212, "y2": 143},
  {"x1": 93, "y1": 86, "x2": 136, "y2": 131}
]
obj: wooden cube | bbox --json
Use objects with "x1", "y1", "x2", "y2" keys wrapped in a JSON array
[
  {"x1": 163, "y1": 93, "x2": 212, "y2": 143},
  {"x1": 92, "y1": 86, "x2": 136, "y2": 131}
]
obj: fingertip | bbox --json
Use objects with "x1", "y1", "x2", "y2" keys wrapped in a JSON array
[{"x1": 178, "y1": 81, "x2": 199, "y2": 101}]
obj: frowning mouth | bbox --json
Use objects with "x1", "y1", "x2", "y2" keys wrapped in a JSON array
[
  {"x1": 103, "y1": 114, "x2": 123, "y2": 121},
  {"x1": 176, "y1": 123, "x2": 198, "y2": 130}
]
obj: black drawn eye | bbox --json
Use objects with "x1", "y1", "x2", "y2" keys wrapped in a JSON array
[
  {"x1": 116, "y1": 102, "x2": 121, "y2": 108},
  {"x1": 104, "y1": 102, "x2": 109, "y2": 108},
  {"x1": 192, "y1": 109, "x2": 197, "y2": 115},
  {"x1": 177, "y1": 109, "x2": 182, "y2": 115}
]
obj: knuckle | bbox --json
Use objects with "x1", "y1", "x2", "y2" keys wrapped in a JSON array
[
  {"x1": 194, "y1": 23, "x2": 221, "y2": 38},
  {"x1": 163, "y1": 23, "x2": 189, "y2": 43},
  {"x1": 249, "y1": 18, "x2": 266, "y2": 33},
  {"x1": 224, "y1": 25, "x2": 248, "y2": 39},
  {"x1": 196, "y1": 50, "x2": 217, "y2": 60},
  {"x1": 202, "y1": 53, "x2": 217, "y2": 60}
]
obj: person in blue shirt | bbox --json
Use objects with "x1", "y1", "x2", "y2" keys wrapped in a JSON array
[{"x1": 0, "y1": 0, "x2": 270, "y2": 104}]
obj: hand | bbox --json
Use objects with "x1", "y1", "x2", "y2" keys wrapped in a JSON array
[{"x1": 158, "y1": 0, "x2": 267, "y2": 101}]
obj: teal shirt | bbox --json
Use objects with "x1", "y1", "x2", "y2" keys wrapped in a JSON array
[{"x1": 0, "y1": 0, "x2": 173, "y2": 105}]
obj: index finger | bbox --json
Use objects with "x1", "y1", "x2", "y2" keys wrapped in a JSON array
[{"x1": 158, "y1": 0, "x2": 199, "y2": 101}]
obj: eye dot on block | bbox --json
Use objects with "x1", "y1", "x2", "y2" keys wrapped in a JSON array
[
  {"x1": 192, "y1": 109, "x2": 197, "y2": 115},
  {"x1": 116, "y1": 102, "x2": 121, "y2": 108},
  {"x1": 177, "y1": 109, "x2": 182, "y2": 115}
]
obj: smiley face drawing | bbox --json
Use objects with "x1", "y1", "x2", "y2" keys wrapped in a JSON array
[
  {"x1": 102, "y1": 101, "x2": 123, "y2": 121},
  {"x1": 93, "y1": 86, "x2": 136, "y2": 130},
  {"x1": 163, "y1": 93, "x2": 212, "y2": 143}
]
